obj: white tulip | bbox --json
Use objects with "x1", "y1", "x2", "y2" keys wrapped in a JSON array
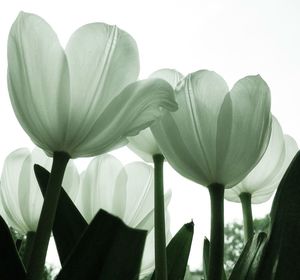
[
  {"x1": 0, "y1": 147, "x2": 79, "y2": 234},
  {"x1": 128, "y1": 69, "x2": 184, "y2": 162},
  {"x1": 7, "y1": 12, "x2": 177, "y2": 158},
  {"x1": 225, "y1": 118, "x2": 298, "y2": 203},
  {"x1": 75, "y1": 154, "x2": 172, "y2": 278},
  {"x1": 151, "y1": 70, "x2": 272, "y2": 188}
]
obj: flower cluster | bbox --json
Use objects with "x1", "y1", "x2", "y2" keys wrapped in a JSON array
[{"x1": 1, "y1": 10, "x2": 299, "y2": 280}]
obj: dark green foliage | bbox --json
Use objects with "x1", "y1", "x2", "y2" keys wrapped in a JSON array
[
  {"x1": 257, "y1": 151, "x2": 300, "y2": 279},
  {"x1": 151, "y1": 221, "x2": 194, "y2": 280},
  {"x1": 0, "y1": 215, "x2": 26, "y2": 280},
  {"x1": 56, "y1": 209, "x2": 147, "y2": 280},
  {"x1": 223, "y1": 216, "x2": 270, "y2": 276},
  {"x1": 34, "y1": 164, "x2": 88, "y2": 264},
  {"x1": 229, "y1": 232, "x2": 267, "y2": 280}
]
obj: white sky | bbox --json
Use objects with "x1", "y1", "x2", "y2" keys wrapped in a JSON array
[{"x1": 1, "y1": 0, "x2": 300, "y2": 272}]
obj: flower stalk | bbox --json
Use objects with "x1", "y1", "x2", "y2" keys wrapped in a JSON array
[
  {"x1": 27, "y1": 151, "x2": 69, "y2": 280},
  {"x1": 153, "y1": 154, "x2": 167, "y2": 280},
  {"x1": 239, "y1": 192, "x2": 254, "y2": 243},
  {"x1": 208, "y1": 183, "x2": 224, "y2": 280}
]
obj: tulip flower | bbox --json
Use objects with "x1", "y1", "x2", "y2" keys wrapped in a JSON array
[
  {"x1": 225, "y1": 117, "x2": 298, "y2": 242},
  {"x1": 127, "y1": 68, "x2": 183, "y2": 279},
  {"x1": 8, "y1": 12, "x2": 177, "y2": 159},
  {"x1": 128, "y1": 69, "x2": 184, "y2": 163},
  {"x1": 7, "y1": 12, "x2": 176, "y2": 278},
  {"x1": 151, "y1": 70, "x2": 272, "y2": 279},
  {"x1": 75, "y1": 154, "x2": 172, "y2": 278},
  {"x1": 0, "y1": 147, "x2": 79, "y2": 267}
]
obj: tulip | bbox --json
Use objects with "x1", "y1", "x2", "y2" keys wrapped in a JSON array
[
  {"x1": 0, "y1": 147, "x2": 79, "y2": 267},
  {"x1": 7, "y1": 12, "x2": 176, "y2": 278},
  {"x1": 75, "y1": 154, "x2": 172, "y2": 278},
  {"x1": 225, "y1": 117, "x2": 298, "y2": 242},
  {"x1": 151, "y1": 70, "x2": 272, "y2": 279},
  {"x1": 127, "y1": 68, "x2": 183, "y2": 279},
  {"x1": 128, "y1": 69, "x2": 184, "y2": 163},
  {"x1": 8, "y1": 12, "x2": 177, "y2": 159}
]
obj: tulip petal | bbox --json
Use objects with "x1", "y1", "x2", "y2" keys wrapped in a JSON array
[
  {"x1": 252, "y1": 135, "x2": 298, "y2": 204},
  {"x1": 121, "y1": 162, "x2": 154, "y2": 226},
  {"x1": 70, "y1": 78, "x2": 178, "y2": 157},
  {"x1": 61, "y1": 161, "x2": 80, "y2": 202},
  {"x1": 225, "y1": 134, "x2": 298, "y2": 204},
  {"x1": 78, "y1": 154, "x2": 123, "y2": 222},
  {"x1": 0, "y1": 148, "x2": 31, "y2": 234},
  {"x1": 217, "y1": 75, "x2": 272, "y2": 187},
  {"x1": 149, "y1": 68, "x2": 184, "y2": 89},
  {"x1": 128, "y1": 69, "x2": 183, "y2": 162},
  {"x1": 240, "y1": 117, "x2": 285, "y2": 192},
  {"x1": 18, "y1": 154, "x2": 43, "y2": 232},
  {"x1": 65, "y1": 23, "x2": 139, "y2": 148},
  {"x1": 225, "y1": 117, "x2": 284, "y2": 202},
  {"x1": 152, "y1": 70, "x2": 229, "y2": 186},
  {"x1": 7, "y1": 12, "x2": 70, "y2": 153},
  {"x1": 128, "y1": 128, "x2": 161, "y2": 162}
]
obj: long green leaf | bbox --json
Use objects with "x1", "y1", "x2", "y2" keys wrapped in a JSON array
[
  {"x1": 151, "y1": 221, "x2": 194, "y2": 280},
  {"x1": 0, "y1": 215, "x2": 26, "y2": 279},
  {"x1": 229, "y1": 232, "x2": 267, "y2": 280},
  {"x1": 56, "y1": 209, "x2": 147, "y2": 280},
  {"x1": 203, "y1": 237, "x2": 210, "y2": 280},
  {"x1": 257, "y1": 151, "x2": 300, "y2": 279},
  {"x1": 34, "y1": 164, "x2": 88, "y2": 264}
]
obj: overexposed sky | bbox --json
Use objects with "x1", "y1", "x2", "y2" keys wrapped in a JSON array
[{"x1": 1, "y1": 0, "x2": 300, "y2": 271}]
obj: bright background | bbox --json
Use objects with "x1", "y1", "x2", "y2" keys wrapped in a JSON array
[{"x1": 1, "y1": 0, "x2": 300, "y2": 272}]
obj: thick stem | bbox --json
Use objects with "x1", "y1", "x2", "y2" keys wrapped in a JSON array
[
  {"x1": 22, "y1": 231, "x2": 36, "y2": 270},
  {"x1": 239, "y1": 192, "x2": 254, "y2": 243},
  {"x1": 208, "y1": 183, "x2": 224, "y2": 280},
  {"x1": 27, "y1": 151, "x2": 69, "y2": 280},
  {"x1": 153, "y1": 154, "x2": 167, "y2": 280}
]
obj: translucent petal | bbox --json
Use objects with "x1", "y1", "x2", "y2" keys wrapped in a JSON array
[
  {"x1": 0, "y1": 147, "x2": 79, "y2": 233},
  {"x1": 240, "y1": 117, "x2": 285, "y2": 191},
  {"x1": 122, "y1": 162, "x2": 154, "y2": 226},
  {"x1": 0, "y1": 148, "x2": 31, "y2": 234},
  {"x1": 217, "y1": 75, "x2": 272, "y2": 187},
  {"x1": 152, "y1": 70, "x2": 229, "y2": 186},
  {"x1": 77, "y1": 154, "x2": 123, "y2": 222},
  {"x1": 128, "y1": 128, "x2": 160, "y2": 162},
  {"x1": 128, "y1": 69, "x2": 183, "y2": 162},
  {"x1": 149, "y1": 68, "x2": 184, "y2": 89},
  {"x1": 7, "y1": 12, "x2": 70, "y2": 153},
  {"x1": 225, "y1": 116, "x2": 284, "y2": 200},
  {"x1": 225, "y1": 135, "x2": 298, "y2": 204},
  {"x1": 65, "y1": 23, "x2": 139, "y2": 149},
  {"x1": 70, "y1": 78, "x2": 177, "y2": 157}
]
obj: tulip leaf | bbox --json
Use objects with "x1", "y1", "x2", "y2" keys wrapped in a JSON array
[
  {"x1": 203, "y1": 237, "x2": 210, "y2": 280},
  {"x1": 56, "y1": 209, "x2": 147, "y2": 280},
  {"x1": 0, "y1": 215, "x2": 26, "y2": 280},
  {"x1": 229, "y1": 232, "x2": 267, "y2": 280},
  {"x1": 257, "y1": 151, "x2": 300, "y2": 279},
  {"x1": 34, "y1": 164, "x2": 88, "y2": 264},
  {"x1": 151, "y1": 221, "x2": 194, "y2": 280}
]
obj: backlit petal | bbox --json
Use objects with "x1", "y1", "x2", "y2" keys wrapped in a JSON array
[
  {"x1": 70, "y1": 78, "x2": 177, "y2": 157},
  {"x1": 7, "y1": 12, "x2": 70, "y2": 154},
  {"x1": 217, "y1": 75, "x2": 272, "y2": 187}
]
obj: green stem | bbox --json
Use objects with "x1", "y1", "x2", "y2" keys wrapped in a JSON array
[
  {"x1": 208, "y1": 183, "x2": 224, "y2": 280},
  {"x1": 22, "y1": 231, "x2": 36, "y2": 270},
  {"x1": 153, "y1": 154, "x2": 167, "y2": 280},
  {"x1": 239, "y1": 192, "x2": 254, "y2": 243},
  {"x1": 26, "y1": 151, "x2": 69, "y2": 280}
]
